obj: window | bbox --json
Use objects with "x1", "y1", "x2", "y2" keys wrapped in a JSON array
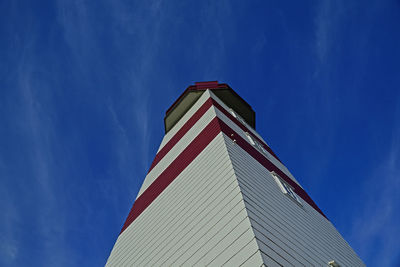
[
  {"x1": 271, "y1": 171, "x2": 301, "y2": 205},
  {"x1": 229, "y1": 108, "x2": 237, "y2": 118},
  {"x1": 229, "y1": 108, "x2": 246, "y2": 125},
  {"x1": 245, "y1": 132, "x2": 256, "y2": 146},
  {"x1": 230, "y1": 108, "x2": 271, "y2": 160},
  {"x1": 245, "y1": 132, "x2": 270, "y2": 159}
]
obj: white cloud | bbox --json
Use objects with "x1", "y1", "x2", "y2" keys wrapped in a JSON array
[
  {"x1": 0, "y1": 188, "x2": 19, "y2": 265},
  {"x1": 315, "y1": 1, "x2": 334, "y2": 64},
  {"x1": 16, "y1": 55, "x2": 71, "y2": 266},
  {"x1": 55, "y1": 0, "x2": 157, "y2": 172},
  {"x1": 350, "y1": 104, "x2": 400, "y2": 265}
]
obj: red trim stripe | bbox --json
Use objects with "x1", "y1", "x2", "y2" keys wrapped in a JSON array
[
  {"x1": 120, "y1": 99, "x2": 326, "y2": 234},
  {"x1": 195, "y1": 81, "x2": 219, "y2": 89},
  {"x1": 165, "y1": 82, "x2": 229, "y2": 115},
  {"x1": 211, "y1": 98, "x2": 282, "y2": 163},
  {"x1": 148, "y1": 98, "x2": 213, "y2": 173},
  {"x1": 217, "y1": 119, "x2": 327, "y2": 219},
  {"x1": 120, "y1": 117, "x2": 221, "y2": 234},
  {"x1": 149, "y1": 96, "x2": 281, "y2": 174}
]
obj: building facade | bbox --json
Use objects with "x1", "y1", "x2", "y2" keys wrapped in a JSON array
[{"x1": 106, "y1": 82, "x2": 364, "y2": 266}]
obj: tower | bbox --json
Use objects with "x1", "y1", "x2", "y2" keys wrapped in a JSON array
[{"x1": 106, "y1": 82, "x2": 364, "y2": 266}]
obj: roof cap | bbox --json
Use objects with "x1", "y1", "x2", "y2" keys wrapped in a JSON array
[{"x1": 164, "y1": 81, "x2": 255, "y2": 133}]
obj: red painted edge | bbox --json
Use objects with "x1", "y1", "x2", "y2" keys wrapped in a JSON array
[
  {"x1": 165, "y1": 83, "x2": 226, "y2": 115},
  {"x1": 120, "y1": 117, "x2": 221, "y2": 234},
  {"x1": 217, "y1": 119, "x2": 327, "y2": 219},
  {"x1": 149, "y1": 96, "x2": 281, "y2": 174},
  {"x1": 211, "y1": 98, "x2": 283, "y2": 163},
  {"x1": 195, "y1": 81, "x2": 219, "y2": 89},
  {"x1": 148, "y1": 98, "x2": 213, "y2": 173},
  {"x1": 165, "y1": 82, "x2": 246, "y2": 116},
  {"x1": 120, "y1": 99, "x2": 327, "y2": 234}
]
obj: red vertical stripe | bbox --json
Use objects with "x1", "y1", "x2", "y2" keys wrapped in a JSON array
[
  {"x1": 211, "y1": 98, "x2": 283, "y2": 163},
  {"x1": 148, "y1": 98, "x2": 213, "y2": 173},
  {"x1": 149, "y1": 96, "x2": 282, "y2": 173},
  {"x1": 217, "y1": 119, "x2": 327, "y2": 219},
  {"x1": 120, "y1": 117, "x2": 221, "y2": 234},
  {"x1": 120, "y1": 98, "x2": 327, "y2": 235}
]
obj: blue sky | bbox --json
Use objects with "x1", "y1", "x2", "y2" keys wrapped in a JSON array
[{"x1": 1, "y1": 0, "x2": 399, "y2": 266}]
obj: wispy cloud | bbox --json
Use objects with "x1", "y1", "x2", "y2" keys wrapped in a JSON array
[
  {"x1": 312, "y1": 3, "x2": 400, "y2": 264},
  {"x1": 0, "y1": 39, "x2": 71, "y2": 266},
  {"x1": 104, "y1": 0, "x2": 163, "y2": 170},
  {"x1": 55, "y1": 0, "x2": 158, "y2": 173},
  {"x1": 314, "y1": 1, "x2": 336, "y2": 65},
  {"x1": 18, "y1": 56, "x2": 70, "y2": 266},
  {"x1": 350, "y1": 103, "x2": 400, "y2": 266},
  {"x1": 0, "y1": 189, "x2": 19, "y2": 264}
]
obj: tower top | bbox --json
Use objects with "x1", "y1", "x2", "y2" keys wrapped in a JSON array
[{"x1": 164, "y1": 81, "x2": 255, "y2": 133}]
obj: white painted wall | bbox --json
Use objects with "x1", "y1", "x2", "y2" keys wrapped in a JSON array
[
  {"x1": 107, "y1": 90, "x2": 364, "y2": 267},
  {"x1": 208, "y1": 90, "x2": 301, "y2": 187},
  {"x1": 107, "y1": 133, "x2": 263, "y2": 266},
  {"x1": 223, "y1": 133, "x2": 365, "y2": 266},
  {"x1": 158, "y1": 90, "x2": 211, "y2": 152},
  {"x1": 137, "y1": 106, "x2": 216, "y2": 198}
]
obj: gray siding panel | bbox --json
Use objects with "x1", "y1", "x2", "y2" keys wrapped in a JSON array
[
  {"x1": 222, "y1": 133, "x2": 365, "y2": 266},
  {"x1": 221, "y1": 237, "x2": 260, "y2": 266},
  {"x1": 210, "y1": 93, "x2": 302, "y2": 188},
  {"x1": 240, "y1": 249, "x2": 264, "y2": 267},
  {"x1": 159, "y1": 90, "x2": 211, "y2": 151},
  {"x1": 137, "y1": 106, "x2": 216, "y2": 198},
  {"x1": 106, "y1": 133, "x2": 262, "y2": 266},
  {"x1": 107, "y1": 90, "x2": 364, "y2": 267}
]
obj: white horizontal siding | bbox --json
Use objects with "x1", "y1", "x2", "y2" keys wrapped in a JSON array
[
  {"x1": 145, "y1": 180, "x2": 242, "y2": 266},
  {"x1": 106, "y1": 133, "x2": 262, "y2": 266},
  {"x1": 223, "y1": 134, "x2": 365, "y2": 266},
  {"x1": 137, "y1": 105, "x2": 216, "y2": 198},
  {"x1": 209, "y1": 90, "x2": 267, "y2": 145},
  {"x1": 171, "y1": 200, "x2": 250, "y2": 266},
  {"x1": 260, "y1": 251, "x2": 284, "y2": 267},
  {"x1": 239, "y1": 249, "x2": 264, "y2": 267},
  {"x1": 200, "y1": 225, "x2": 254, "y2": 266},
  {"x1": 158, "y1": 90, "x2": 212, "y2": 152},
  {"x1": 212, "y1": 100, "x2": 301, "y2": 187},
  {"x1": 238, "y1": 164, "x2": 362, "y2": 265},
  {"x1": 108, "y1": 88, "x2": 364, "y2": 267},
  {"x1": 220, "y1": 237, "x2": 260, "y2": 266},
  {"x1": 109, "y1": 134, "x2": 234, "y2": 265}
]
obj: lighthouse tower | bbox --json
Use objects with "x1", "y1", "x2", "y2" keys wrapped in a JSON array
[{"x1": 106, "y1": 82, "x2": 364, "y2": 266}]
